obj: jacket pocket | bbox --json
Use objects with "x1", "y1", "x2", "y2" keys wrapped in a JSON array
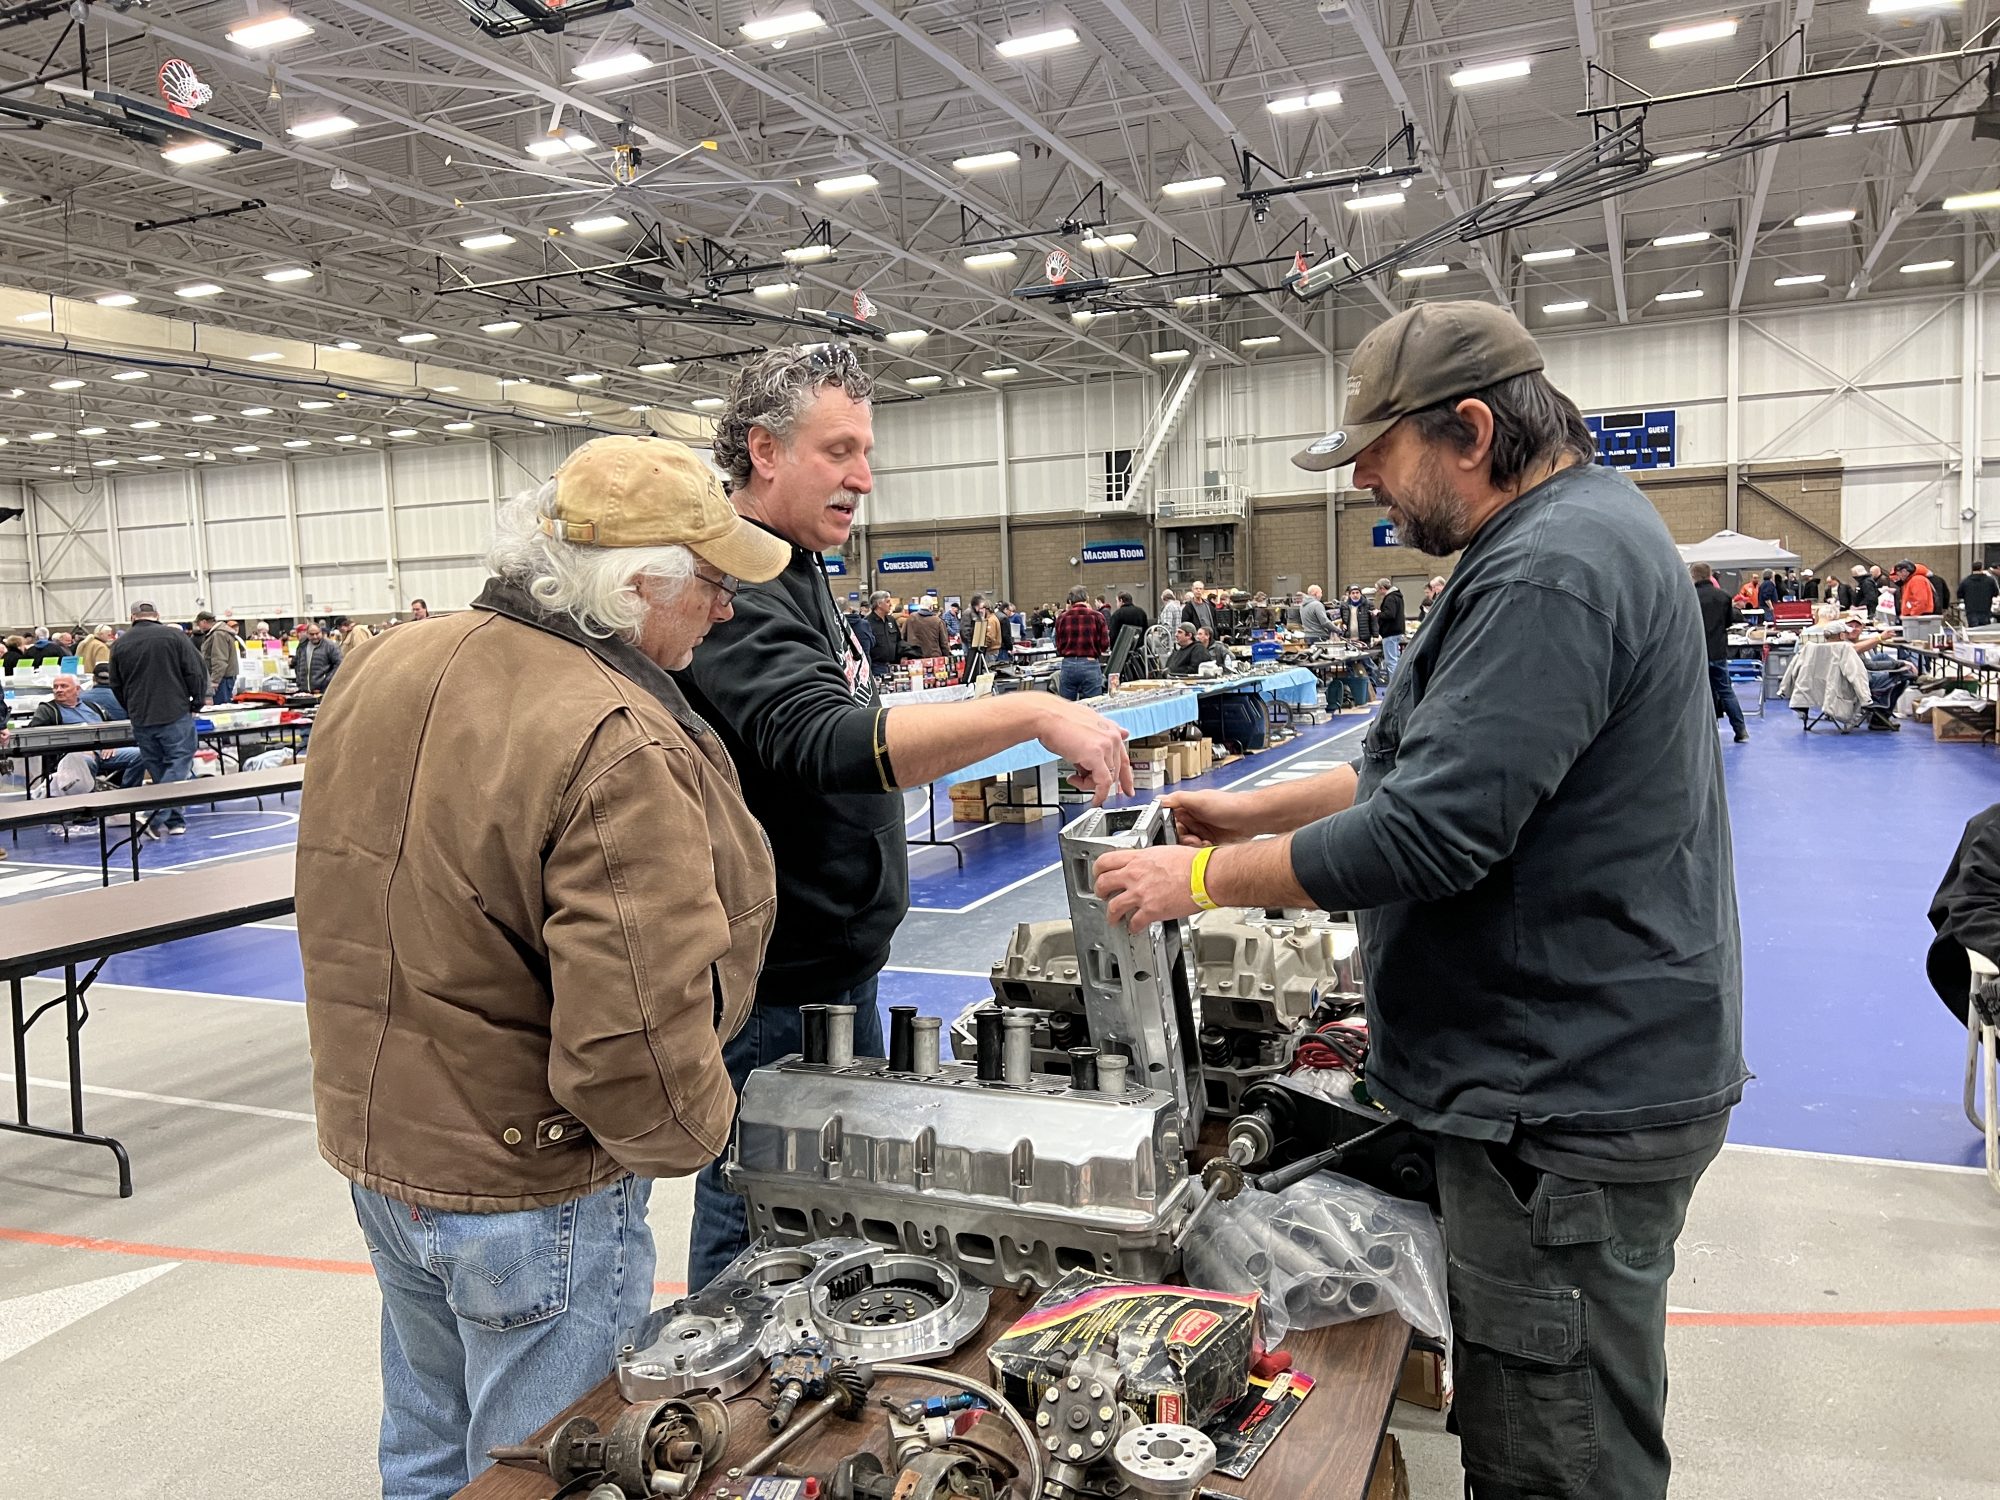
[
  {"x1": 426, "y1": 1198, "x2": 578, "y2": 1331},
  {"x1": 1447, "y1": 1258, "x2": 1597, "y2": 1497}
]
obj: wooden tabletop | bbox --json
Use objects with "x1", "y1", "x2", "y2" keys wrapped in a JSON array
[
  {"x1": 0, "y1": 765, "x2": 305, "y2": 832},
  {"x1": 456, "y1": 1293, "x2": 1410, "y2": 1500},
  {"x1": 0, "y1": 850, "x2": 294, "y2": 978}
]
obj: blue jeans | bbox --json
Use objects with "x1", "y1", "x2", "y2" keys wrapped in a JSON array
[
  {"x1": 1381, "y1": 633, "x2": 1403, "y2": 676},
  {"x1": 95, "y1": 747, "x2": 144, "y2": 788},
  {"x1": 1706, "y1": 661, "x2": 1746, "y2": 738},
  {"x1": 132, "y1": 715, "x2": 197, "y2": 831},
  {"x1": 687, "y1": 979, "x2": 885, "y2": 1293},
  {"x1": 351, "y1": 1176, "x2": 656, "y2": 1500},
  {"x1": 212, "y1": 676, "x2": 235, "y2": 705},
  {"x1": 1058, "y1": 657, "x2": 1105, "y2": 701}
]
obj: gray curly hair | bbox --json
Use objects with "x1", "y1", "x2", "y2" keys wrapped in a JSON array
[
  {"x1": 485, "y1": 480, "x2": 694, "y2": 640},
  {"x1": 711, "y1": 345, "x2": 874, "y2": 492}
]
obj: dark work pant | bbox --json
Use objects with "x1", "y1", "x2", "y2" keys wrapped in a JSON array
[
  {"x1": 686, "y1": 978, "x2": 885, "y2": 1293},
  {"x1": 1706, "y1": 660, "x2": 1746, "y2": 738},
  {"x1": 1434, "y1": 1133, "x2": 1717, "y2": 1500}
]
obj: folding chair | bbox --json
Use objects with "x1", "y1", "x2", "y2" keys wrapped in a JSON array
[
  {"x1": 1724, "y1": 659, "x2": 1765, "y2": 718},
  {"x1": 1964, "y1": 949, "x2": 2000, "y2": 1196}
]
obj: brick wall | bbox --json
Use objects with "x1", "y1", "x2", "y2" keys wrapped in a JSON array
[
  {"x1": 1332, "y1": 497, "x2": 1461, "y2": 586},
  {"x1": 1007, "y1": 516, "x2": 1157, "y2": 613},
  {"x1": 865, "y1": 522, "x2": 1003, "y2": 606},
  {"x1": 1633, "y1": 468, "x2": 1727, "y2": 544},
  {"x1": 1247, "y1": 501, "x2": 1327, "y2": 595}
]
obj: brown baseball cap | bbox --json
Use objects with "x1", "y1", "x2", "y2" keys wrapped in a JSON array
[
  {"x1": 544, "y1": 435, "x2": 790, "y2": 582},
  {"x1": 1293, "y1": 301, "x2": 1547, "y2": 471}
]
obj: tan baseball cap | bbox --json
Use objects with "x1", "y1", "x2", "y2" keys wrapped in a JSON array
[
  {"x1": 1293, "y1": 301, "x2": 1547, "y2": 472},
  {"x1": 544, "y1": 435, "x2": 790, "y2": 582}
]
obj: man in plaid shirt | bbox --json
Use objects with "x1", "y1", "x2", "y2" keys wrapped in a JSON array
[{"x1": 1054, "y1": 585, "x2": 1111, "y2": 700}]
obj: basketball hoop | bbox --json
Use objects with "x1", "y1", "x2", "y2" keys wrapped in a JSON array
[
  {"x1": 158, "y1": 59, "x2": 213, "y2": 119},
  {"x1": 1045, "y1": 249, "x2": 1070, "y2": 286},
  {"x1": 851, "y1": 289, "x2": 875, "y2": 321}
]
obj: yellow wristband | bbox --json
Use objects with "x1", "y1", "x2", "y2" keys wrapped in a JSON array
[{"x1": 1190, "y1": 845, "x2": 1221, "y2": 911}]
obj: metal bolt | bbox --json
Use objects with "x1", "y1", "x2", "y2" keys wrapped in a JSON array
[
  {"x1": 548, "y1": 1123, "x2": 565, "y2": 1139},
  {"x1": 1066, "y1": 1443, "x2": 1083, "y2": 1461},
  {"x1": 503, "y1": 1127, "x2": 522, "y2": 1145},
  {"x1": 1036, "y1": 1412, "x2": 1051, "y2": 1428},
  {"x1": 1088, "y1": 1384, "x2": 1103, "y2": 1399},
  {"x1": 1098, "y1": 1406, "x2": 1114, "y2": 1422},
  {"x1": 1065, "y1": 1375, "x2": 1081, "y2": 1391}
]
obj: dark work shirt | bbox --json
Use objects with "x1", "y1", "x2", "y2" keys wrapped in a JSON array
[
  {"x1": 1958, "y1": 571, "x2": 1998, "y2": 624},
  {"x1": 1166, "y1": 642, "x2": 1205, "y2": 675},
  {"x1": 106, "y1": 619, "x2": 207, "y2": 726},
  {"x1": 1290, "y1": 463, "x2": 1745, "y2": 1175},
  {"x1": 1695, "y1": 578, "x2": 1741, "y2": 662}
]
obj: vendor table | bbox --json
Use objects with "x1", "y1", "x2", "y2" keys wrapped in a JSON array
[
  {"x1": 0, "y1": 765, "x2": 303, "y2": 884},
  {"x1": 0, "y1": 850, "x2": 295, "y2": 1196},
  {"x1": 455, "y1": 1296, "x2": 1412, "y2": 1500},
  {"x1": 1896, "y1": 640, "x2": 2000, "y2": 698},
  {"x1": 4, "y1": 713, "x2": 312, "y2": 796}
]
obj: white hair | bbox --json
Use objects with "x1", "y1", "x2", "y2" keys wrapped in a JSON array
[{"x1": 485, "y1": 480, "x2": 695, "y2": 640}]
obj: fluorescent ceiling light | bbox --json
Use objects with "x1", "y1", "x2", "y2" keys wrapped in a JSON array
[
  {"x1": 1149, "y1": 349, "x2": 1191, "y2": 362},
  {"x1": 741, "y1": 11, "x2": 826, "y2": 41},
  {"x1": 1162, "y1": 175, "x2": 1226, "y2": 196},
  {"x1": 176, "y1": 282, "x2": 223, "y2": 297},
  {"x1": 1651, "y1": 231, "x2": 1711, "y2": 247},
  {"x1": 783, "y1": 243, "x2": 834, "y2": 263},
  {"x1": 1520, "y1": 247, "x2": 1576, "y2": 264},
  {"x1": 1346, "y1": 192, "x2": 1404, "y2": 211},
  {"x1": 49, "y1": 378, "x2": 84, "y2": 391},
  {"x1": 885, "y1": 329, "x2": 928, "y2": 346},
  {"x1": 1651, "y1": 19, "x2": 1737, "y2": 48},
  {"x1": 283, "y1": 439, "x2": 312, "y2": 448},
  {"x1": 1944, "y1": 188, "x2": 2000, "y2": 212},
  {"x1": 96, "y1": 293, "x2": 139, "y2": 308},
  {"x1": 1239, "y1": 335, "x2": 1282, "y2": 348},
  {"x1": 953, "y1": 150, "x2": 1020, "y2": 171},
  {"x1": 571, "y1": 215, "x2": 630, "y2": 235},
  {"x1": 397, "y1": 331, "x2": 437, "y2": 344},
  {"x1": 76, "y1": 427, "x2": 105, "y2": 437},
  {"x1": 28, "y1": 432, "x2": 54, "y2": 441},
  {"x1": 287, "y1": 115, "x2": 357, "y2": 140},
  {"x1": 906, "y1": 375, "x2": 943, "y2": 387},
  {"x1": 525, "y1": 134, "x2": 592, "y2": 158},
  {"x1": 231, "y1": 444, "x2": 261, "y2": 454},
  {"x1": 334, "y1": 434, "x2": 359, "y2": 442},
  {"x1": 130, "y1": 419, "x2": 161, "y2": 429},
  {"x1": 459, "y1": 232, "x2": 516, "y2": 250},
  {"x1": 1824, "y1": 120, "x2": 1896, "y2": 135},
  {"x1": 430, "y1": 385, "x2": 459, "y2": 394},
  {"x1": 240, "y1": 406, "x2": 273, "y2": 417},
  {"x1": 1652, "y1": 151, "x2": 1713, "y2": 168},
  {"x1": 1656, "y1": 288, "x2": 1705, "y2": 302},
  {"x1": 1869, "y1": 0, "x2": 1963, "y2": 13},
  {"x1": 91, "y1": 458, "x2": 118, "y2": 468},
  {"x1": 443, "y1": 421, "x2": 476, "y2": 432},
  {"x1": 228, "y1": 14, "x2": 314, "y2": 48},
  {"x1": 262, "y1": 266, "x2": 314, "y2": 282},
  {"x1": 572, "y1": 52, "x2": 652, "y2": 81},
  {"x1": 1398, "y1": 264, "x2": 1450, "y2": 279},
  {"x1": 481, "y1": 320, "x2": 522, "y2": 333},
  {"x1": 114, "y1": 371, "x2": 150, "y2": 382},
  {"x1": 566, "y1": 372, "x2": 603, "y2": 384},
  {"x1": 248, "y1": 351, "x2": 285, "y2": 362},
  {"x1": 815, "y1": 172, "x2": 878, "y2": 195},
  {"x1": 14, "y1": 310, "x2": 48, "y2": 323},
  {"x1": 1900, "y1": 258, "x2": 1956, "y2": 273},
  {"x1": 637, "y1": 360, "x2": 678, "y2": 373},
  {"x1": 332, "y1": 340, "x2": 361, "y2": 351},
  {"x1": 387, "y1": 428, "x2": 418, "y2": 438},
  {"x1": 1774, "y1": 273, "x2": 1827, "y2": 286},
  {"x1": 691, "y1": 397, "x2": 726, "y2": 410},
  {"x1": 1543, "y1": 300, "x2": 1590, "y2": 313},
  {"x1": 996, "y1": 28, "x2": 1077, "y2": 58},
  {"x1": 1793, "y1": 209, "x2": 1856, "y2": 227},
  {"x1": 1081, "y1": 233, "x2": 1137, "y2": 251},
  {"x1": 1268, "y1": 89, "x2": 1342, "y2": 114},
  {"x1": 1452, "y1": 58, "x2": 1531, "y2": 88},
  {"x1": 138, "y1": 454, "x2": 163, "y2": 462},
  {"x1": 182, "y1": 451, "x2": 204, "y2": 458},
  {"x1": 190, "y1": 413, "x2": 217, "y2": 423},
  {"x1": 963, "y1": 250, "x2": 1019, "y2": 269},
  {"x1": 162, "y1": 140, "x2": 231, "y2": 165},
  {"x1": 751, "y1": 281, "x2": 800, "y2": 298},
  {"x1": 983, "y1": 367, "x2": 1019, "y2": 378},
  {"x1": 1173, "y1": 292, "x2": 1220, "y2": 306}
]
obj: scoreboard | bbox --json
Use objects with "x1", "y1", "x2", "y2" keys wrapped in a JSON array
[{"x1": 1585, "y1": 409, "x2": 1676, "y2": 470}]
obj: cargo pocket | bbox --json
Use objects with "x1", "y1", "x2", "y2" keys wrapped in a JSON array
[
  {"x1": 1447, "y1": 1257, "x2": 1597, "y2": 1497},
  {"x1": 427, "y1": 1198, "x2": 578, "y2": 1332}
]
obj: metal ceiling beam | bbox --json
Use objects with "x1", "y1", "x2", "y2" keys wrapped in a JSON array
[
  {"x1": 1338, "y1": 0, "x2": 1514, "y2": 308},
  {"x1": 840, "y1": 0, "x2": 1326, "y2": 358},
  {"x1": 1731, "y1": 0, "x2": 1816, "y2": 313},
  {"x1": 1571, "y1": 0, "x2": 1628, "y2": 323}
]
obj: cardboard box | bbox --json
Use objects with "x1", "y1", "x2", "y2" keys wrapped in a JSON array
[
  {"x1": 984, "y1": 784, "x2": 1012, "y2": 806},
  {"x1": 1365, "y1": 1435, "x2": 1411, "y2": 1500},
  {"x1": 1130, "y1": 746, "x2": 1170, "y2": 765},
  {"x1": 1932, "y1": 705, "x2": 1995, "y2": 742},
  {"x1": 988, "y1": 804, "x2": 1056, "y2": 824},
  {"x1": 1396, "y1": 1348, "x2": 1447, "y2": 1410}
]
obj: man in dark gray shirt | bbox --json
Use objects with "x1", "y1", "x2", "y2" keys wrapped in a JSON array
[{"x1": 1094, "y1": 302, "x2": 1743, "y2": 1500}]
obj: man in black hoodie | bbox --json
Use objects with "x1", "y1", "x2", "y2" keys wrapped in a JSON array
[
  {"x1": 1692, "y1": 562, "x2": 1748, "y2": 742},
  {"x1": 676, "y1": 347, "x2": 1133, "y2": 1290}
]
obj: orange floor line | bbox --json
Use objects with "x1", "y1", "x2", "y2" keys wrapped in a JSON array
[
  {"x1": 0, "y1": 1225, "x2": 686, "y2": 1295},
  {"x1": 1669, "y1": 1306, "x2": 2000, "y2": 1328}
]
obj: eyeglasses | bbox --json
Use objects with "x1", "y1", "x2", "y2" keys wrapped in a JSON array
[{"x1": 693, "y1": 569, "x2": 740, "y2": 604}]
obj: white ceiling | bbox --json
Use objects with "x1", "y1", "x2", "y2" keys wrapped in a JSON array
[{"x1": 0, "y1": 0, "x2": 1993, "y2": 478}]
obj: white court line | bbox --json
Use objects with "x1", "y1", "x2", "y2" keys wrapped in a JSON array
[
  {"x1": 1720, "y1": 1141, "x2": 1984, "y2": 1177},
  {"x1": 1, "y1": 1073, "x2": 313, "y2": 1123},
  {"x1": 206, "y1": 811, "x2": 300, "y2": 841},
  {"x1": 884, "y1": 965, "x2": 990, "y2": 979},
  {"x1": 17, "y1": 977, "x2": 303, "y2": 1009},
  {"x1": 907, "y1": 724, "x2": 1369, "y2": 915}
]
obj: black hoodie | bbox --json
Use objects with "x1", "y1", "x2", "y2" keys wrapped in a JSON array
[{"x1": 676, "y1": 529, "x2": 906, "y2": 1000}]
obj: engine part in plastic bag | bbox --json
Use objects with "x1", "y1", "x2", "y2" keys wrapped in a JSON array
[{"x1": 1179, "y1": 1170, "x2": 1446, "y2": 1344}]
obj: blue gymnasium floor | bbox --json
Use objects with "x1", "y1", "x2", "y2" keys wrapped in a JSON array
[{"x1": 6, "y1": 706, "x2": 1992, "y2": 1168}]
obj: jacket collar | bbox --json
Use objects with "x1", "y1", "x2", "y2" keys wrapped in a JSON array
[{"x1": 471, "y1": 576, "x2": 711, "y2": 740}]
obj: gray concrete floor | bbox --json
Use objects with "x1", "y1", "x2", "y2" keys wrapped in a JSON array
[{"x1": 4, "y1": 978, "x2": 1998, "y2": 1497}]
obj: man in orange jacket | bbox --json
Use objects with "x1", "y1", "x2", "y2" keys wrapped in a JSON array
[{"x1": 1892, "y1": 559, "x2": 1940, "y2": 618}]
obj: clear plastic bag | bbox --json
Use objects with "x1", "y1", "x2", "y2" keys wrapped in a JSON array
[{"x1": 1181, "y1": 1170, "x2": 1447, "y2": 1345}]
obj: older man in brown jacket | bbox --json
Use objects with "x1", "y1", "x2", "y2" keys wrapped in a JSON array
[{"x1": 298, "y1": 436, "x2": 787, "y2": 1500}]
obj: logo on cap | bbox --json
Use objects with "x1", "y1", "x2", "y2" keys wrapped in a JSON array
[{"x1": 1309, "y1": 431, "x2": 1346, "y2": 454}]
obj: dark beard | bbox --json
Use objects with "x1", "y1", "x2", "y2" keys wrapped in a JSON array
[{"x1": 1376, "y1": 450, "x2": 1471, "y2": 556}]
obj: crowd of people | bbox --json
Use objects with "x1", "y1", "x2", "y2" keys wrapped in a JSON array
[{"x1": 1728, "y1": 558, "x2": 1990, "y2": 624}]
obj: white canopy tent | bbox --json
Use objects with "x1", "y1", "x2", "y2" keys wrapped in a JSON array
[{"x1": 1676, "y1": 531, "x2": 1801, "y2": 572}]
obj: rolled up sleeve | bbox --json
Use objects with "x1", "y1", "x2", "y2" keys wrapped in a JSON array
[
  {"x1": 542, "y1": 721, "x2": 738, "y2": 1177},
  {"x1": 1291, "y1": 581, "x2": 1621, "y2": 911}
]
